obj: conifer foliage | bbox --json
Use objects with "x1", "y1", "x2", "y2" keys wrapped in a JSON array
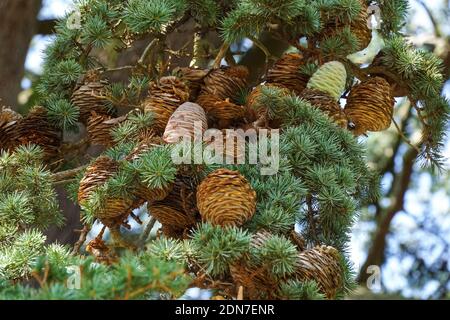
[{"x1": 0, "y1": 0, "x2": 448, "y2": 300}]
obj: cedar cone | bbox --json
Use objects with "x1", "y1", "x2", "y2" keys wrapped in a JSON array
[
  {"x1": 345, "y1": 77, "x2": 395, "y2": 136},
  {"x1": 199, "y1": 66, "x2": 248, "y2": 100},
  {"x1": 0, "y1": 107, "x2": 22, "y2": 150},
  {"x1": 174, "y1": 67, "x2": 208, "y2": 100},
  {"x1": 246, "y1": 83, "x2": 291, "y2": 127},
  {"x1": 320, "y1": 0, "x2": 372, "y2": 51},
  {"x1": 197, "y1": 94, "x2": 246, "y2": 123},
  {"x1": 142, "y1": 76, "x2": 190, "y2": 134},
  {"x1": 369, "y1": 51, "x2": 409, "y2": 97},
  {"x1": 196, "y1": 66, "x2": 249, "y2": 124},
  {"x1": 86, "y1": 112, "x2": 127, "y2": 147},
  {"x1": 300, "y1": 88, "x2": 349, "y2": 128},
  {"x1": 293, "y1": 245, "x2": 343, "y2": 299},
  {"x1": 125, "y1": 139, "x2": 172, "y2": 207},
  {"x1": 307, "y1": 61, "x2": 347, "y2": 101},
  {"x1": 10, "y1": 106, "x2": 61, "y2": 159},
  {"x1": 71, "y1": 71, "x2": 113, "y2": 124},
  {"x1": 163, "y1": 102, "x2": 207, "y2": 144},
  {"x1": 148, "y1": 176, "x2": 199, "y2": 238},
  {"x1": 196, "y1": 169, "x2": 256, "y2": 227},
  {"x1": 78, "y1": 156, "x2": 133, "y2": 224},
  {"x1": 265, "y1": 53, "x2": 309, "y2": 95},
  {"x1": 230, "y1": 230, "x2": 281, "y2": 300}
]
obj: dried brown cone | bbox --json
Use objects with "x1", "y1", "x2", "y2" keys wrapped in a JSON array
[
  {"x1": 196, "y1": 169, "x2": 256, "y2": 227},
  {"x1": 174, "y1": 67, "x2": 208, "y2": 100},
  {"x1": 10, "y1": 106, "x2": 61, "y2": 159},
  {"x1": 199, "y1": 66, "x2": 249, "y2": 100},
  {"x1": 369, "y1": 51, "x2": 409, "y2": 97},
  {"x1": 163, "y1": 102, "x2": 207, "y2": 144},
  {"x1": 149, "y1": 176, "x2": 199, "y2": 237},
  {"x1": 246, "y1": 83, "x2": 291, "y2": 127},
  {"x1": 301, "y1": 88, "x2": 349, "y2": 128},
  {"x1": 294, "y1": 245, "x2": 343, "y2": 299},
  {"x1": 86, "y1": 112, "x2": 127, "y2": 147},
  {"x1": 196, "y1": 94, "x2": 246, "y2": 123},
  {"x1": 78, "y1": 156, "x2": 133, "y2": 222},
  {"x1": 230, "y1": 230, "x2": 280, "y2": 300},
  {"x1": 71, "y1": 72, "x2": 113, "y2": 124},
  {"x1": 345, "y1": 77, "x2": 395, "y2": 136},
  {"x1": 321, "y1": 0, "x2": 372, "y2": 51},
  {"x1": 0, "y1": 107, "x2": 22, "y2": 150},
  {"x1": 142, "y1": 76, "x2": 190, "y2": 134},
  {"x1": 265, "y1": 53, "x2": 309, "y2": 95},
  {"x1": 124, "y1": 138, "x2": 171, "y2": 208}
]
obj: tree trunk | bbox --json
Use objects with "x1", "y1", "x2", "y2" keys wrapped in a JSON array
[{"x1": 0, "y1": 0, "x2": 42, "y2": 109}]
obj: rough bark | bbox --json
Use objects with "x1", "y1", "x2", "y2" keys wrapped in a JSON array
[{"x1": 0, "y1": 0, "x2": 42, "y2": 109}]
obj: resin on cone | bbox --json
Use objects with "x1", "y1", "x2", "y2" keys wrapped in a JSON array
[{"x1": 196, "y1": 169, "x2": 256, "y2": 227}]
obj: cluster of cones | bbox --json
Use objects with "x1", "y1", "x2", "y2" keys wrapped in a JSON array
[
  {"x1": 248, "y1": 53, "x2": 395, "y2": 136},
  {"x1": 76, "y1": 57, "x2": 385, "y2": 298},
  {"x1": 230, "y1": 230, "x2": 343, "y2": 299}
]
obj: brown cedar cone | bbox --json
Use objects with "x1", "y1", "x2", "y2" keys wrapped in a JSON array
[
  {"x1": 345, "y1": 77, "x2": 395, "y2": 136},
  {"x1": 0, "y1": 107, "x2": 22, "y2": 150},
  {"x1": 320, "y1": 0, "x2": 372, "y2": 51},
  {"x1": 78, "y1": 156, "x2": 133, "y2": 224},
  {"x1": 86, "y1": 112, "x2": 127, "y2": 147},
  {"x1": 265, "y1": 53, "x2": 309, "y2": 95},
  {"x1": 230, "y1": 230, "x2": 281, "y2": 300},
  {"x1": 300, "y1": 88, "x2": 349, "y2": 128},
  {"x1": 142, "y1": 76, "x2": 190, "y2": 134},
  {"x1": 294, "y1": 245, "x2": 343, "y2": 299},
  {"x1": 148, "y1": 176, "x2": 199, "y2": 238},
  {"x1": 86, "y1": 237, "x2": 118, "y2": 265},
  {"x1": 199, "y1": 66, "x2": 248, "y2": 100},
  {"x1": 196, "y1": 168, "x2": 256, "y2": 227},
  {"x1": 246, "y1": 83, "x2": 291, "y2": 127},
  {"x1": 163, "y1": 102, "x2": 207, "y2": 144},
  {"x1": 196, "y1": 66, "x2": 249, "y2": 124},
  {"x1": 174, "y1": 67, "x2": 208, "y2": 100},
  {"x1": 71, "y1": 71, "x2": 113, "y2": 125},
  {"x1": 369, "y1": 51, "x2": 409, "y2": 97},
  {"x1": 125, "y1": 139, "x2": 172, "y2": 208},
  {"x1": 10, "y1": 106, "x2": 61, "y2": 159},
  {"x1": 196, "y1": 94, "x2": 246, "y2": 124}
]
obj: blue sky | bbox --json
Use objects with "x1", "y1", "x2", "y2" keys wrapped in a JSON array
[{"x1": 24, "y1": 0, "x2": 450, "y2": 298}]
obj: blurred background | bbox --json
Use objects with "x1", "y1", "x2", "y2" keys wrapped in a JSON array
[{"x1": 0, "y1": 0, "x2": 449, "y2": 299}]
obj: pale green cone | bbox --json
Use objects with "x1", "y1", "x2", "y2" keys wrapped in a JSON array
[{"x1": 306, "y1": 61, "x2": 347, "y2": 101}]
